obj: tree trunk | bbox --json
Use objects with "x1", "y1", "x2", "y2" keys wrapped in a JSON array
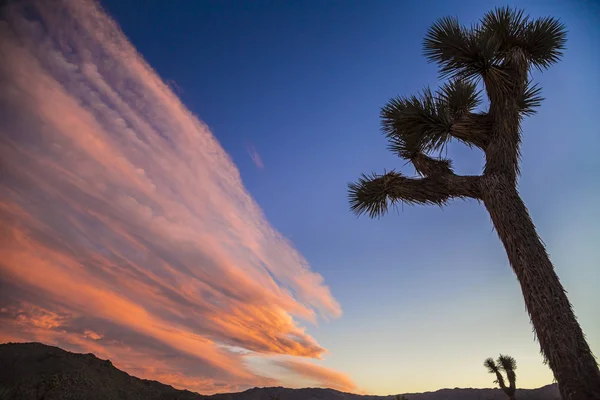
[
  {"x1": 502, "y1": 388, "x2": 516, "y2": 400},
  {"x1": 481, "y1": 174, "x2": 600, "y2": 400},
  {"x1": 504, "y1": 387, "x2": 516, "y2": 400}
]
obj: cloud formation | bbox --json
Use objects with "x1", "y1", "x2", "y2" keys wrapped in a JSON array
[
  {"x1": 0, "y1": 0, "x2": 346, "y2": 393},
  {"x1": 275, "y1": 359, "x2": 359, "y2": 393},
  {"x1": 247, "y1": 144, "x2": 265, "y2": 169}
]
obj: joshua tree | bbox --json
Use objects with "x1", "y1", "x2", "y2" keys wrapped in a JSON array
[
  {"x1": 484, "y1": 355, "x2": 517, "y2": 400},
  {"x1": 347, "y1": 7, "x2": 600, "y2": 399}
]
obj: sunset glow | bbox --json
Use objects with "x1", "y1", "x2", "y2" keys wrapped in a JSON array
[
  {"x1": 1, "y1": 0, "x2": 599, "y2": 396},
  {"x1": 0, "y1": 0, "x2": 350, "y2": 393}
]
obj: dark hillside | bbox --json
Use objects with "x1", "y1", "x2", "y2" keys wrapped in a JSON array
[{"x1": 0, "y1": 343, "x2": 560, "y2": 400}]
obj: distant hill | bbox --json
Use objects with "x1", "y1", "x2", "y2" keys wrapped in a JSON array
[
  {"x1": 210, "y1": 385, "x2": 562, "y2": 400},
  {"x1": 0, "y1": 342, "x2": 561, "y2": 400}
]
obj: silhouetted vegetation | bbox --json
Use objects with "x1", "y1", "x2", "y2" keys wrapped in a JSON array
[
  {"x1": 348, "y1": 6, "x2": 600, "y2": 399},
  {"x1": 484, "y1": 355, "x2": 517, "y2": 400}
]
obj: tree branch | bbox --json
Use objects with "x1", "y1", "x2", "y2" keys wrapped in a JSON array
[
  {"x1": 450, "y1": 112, "x2": 491, "y2": 150},
  {"x1": 411, "y1": 153, "x2": 453, "y2": 177},
  {"x1": 497, "y1": 355, "x2": 517, "y2": 392},
  {"x1": 485, "y1": 358, "x2": 509, "y2": 391},
  {"x1": 507, "y1": 370, "x2": 516, "y2": 392},
  {"x1": 494, "y1": 371, "x2": 508, "y2": 391},
  {"x1": 348, "y1": 167, "x2": 481, "y2": 218}
]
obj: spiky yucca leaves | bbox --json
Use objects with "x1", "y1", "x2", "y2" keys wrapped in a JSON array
[
  {"x1": 423, "y1": 16, "x2": 497, "y2": 81},
  {"x1": 380, "y1": 80, "x2": 487, "y2": 157},
  {"x1": 380, "y1": 88, "x2": 453, "y2": 158},
  {"x1": 348, "y1": 6, "x2": 600, "y2": 400},
  {"x1": 484, "y1": 355, "x2": 517, "y2": 400},
  {"x1": 498, "y1": 355, "x2": 517, "y2": 389},
  {"x1": 424, "y1": 6, "x2": 567, "y2": 81},
  {"x1": 438, "y1": 79, "x2": 482, "y2": 119},
  {"x1": 349, "y1": 73, "x2": 540, "y2": 214},
  {"x1": 348, "y1": 166, "x2": 483, "y2": 218},
  {"x1": 519, "y1": 81, "x2": 544, "y2": 116},
  {"x1": 484, "y1": 358, "x2": 507, "y2": 388}
]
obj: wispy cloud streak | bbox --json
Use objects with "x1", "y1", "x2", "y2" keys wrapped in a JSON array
[
  {"x1": 275, "y1": 359, "x2": 359, "y2": 393},
  {"x1": 247, "y1": 144, "x2": 265, "y2": 169},
  {"x1": 0, "y1": 0, "x2": 345, "y2": 393}
]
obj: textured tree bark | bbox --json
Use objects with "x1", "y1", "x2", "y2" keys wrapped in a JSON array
[
  {"x1": 504, "y1": 381, "x2": 516, "y2": 400},
  {"x1": 450, "y1": 112, "x2": 491, "y2": 150},
  {"x1": 481, "y1": 175, "x2": 600, "y2": 400}
]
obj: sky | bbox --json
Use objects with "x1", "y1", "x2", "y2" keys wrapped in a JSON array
[{"x1": 0, "y1": 0, "x2": 599, "y2": 396}]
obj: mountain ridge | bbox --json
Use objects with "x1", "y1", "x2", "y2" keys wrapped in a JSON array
[{"x1": 0, "y1": 342, "x2": 560, "y2": 400}]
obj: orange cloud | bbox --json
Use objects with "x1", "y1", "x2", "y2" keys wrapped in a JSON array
[
  {"x1": 274, "y1": 359, "x2": 359, "y2": 393},
  {"x1": 0, "y1": 0, "x2": 349, "y2": 394},
  {"x1": 83, "y1": 330, "x2": 103, "y2": 340}
]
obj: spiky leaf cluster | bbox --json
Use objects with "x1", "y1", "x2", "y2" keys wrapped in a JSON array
[
  {"x1": 498, "y1": 354, "x2": 517, "y2": 372},
  {"x1": 348, "y1": 170, "x2": 452, "y2": 218},
  {"x1": 519, "y1": 81, "x2": 544, "y2": 116},
  {"x1": 381, "y1": 80, "x2": 481, "y2": 158},
  {"x1": 424, "y1": 6, "x2": 567, "y2": 80},
  {"x1": 484, "y1": 354, "x2": 517, "y2": 392},
  {"x1": 348, "y1": 171, "x2": 403, "y2": 218},
  {"x1": 348, "y1": 7, "x2": 566, "y2": 219}
]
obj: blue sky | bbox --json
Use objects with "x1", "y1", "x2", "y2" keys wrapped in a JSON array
[
  {"x1": 1, "y1": 0, "x2": 599, "y2": 395},
  {"x1": 99, "y1": 0, "x2": 600, "y2": 387}
]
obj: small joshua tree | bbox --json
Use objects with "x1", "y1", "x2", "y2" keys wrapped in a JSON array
[{"x1": 485, "y1": 355, "x2": 517, "y2": 400}]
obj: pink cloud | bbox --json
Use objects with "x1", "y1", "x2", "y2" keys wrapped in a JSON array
[
  {"x1": 274, "y1": 359, "x2": 360, "y2": 393},
  {"x1": 0, "y1": 0, "x2": 347, "y2": 394},
  {"x1": 247, "y1": 144, "x2": 265, "y2": 169}
]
